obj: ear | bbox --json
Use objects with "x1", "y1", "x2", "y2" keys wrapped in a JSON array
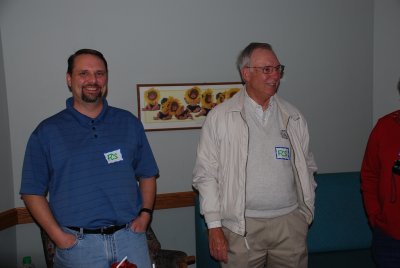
[
  {"x1": 241, "y1": 67, "x2": 249, "y2": 83},
  {"x1": 66, "y1": 73, "x2": 72, "y2": 89}
]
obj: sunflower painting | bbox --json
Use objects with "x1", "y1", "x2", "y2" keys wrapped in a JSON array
[
  {"x1": 141, "y1": 88, "x2": 161, "y2": 111},
  {"x1": 196, "y1": 89, "x2": 215, "y2": 117},
  {"x1": 137, "y1": 82, "x2": 243, "y2": 131},
  {"x1": 184, "y1": 86, "x2": 202, "y2": 113},
  {"x1": 226, "y1": 88, "x2": 241, "y2": 99}
]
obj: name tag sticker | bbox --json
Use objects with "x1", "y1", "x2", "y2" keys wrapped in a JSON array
[
  {"x1": 104, "y1": 149, "x2": 124, "y2": 164},
  {"x1": 275, "y1": 147, "x2": 290, "y2": 160}
]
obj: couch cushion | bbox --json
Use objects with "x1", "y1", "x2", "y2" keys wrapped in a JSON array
[
  {"x1": 307, "y1": 172, "x2": 372, "y2": 253},
  {"x1": 309, "y1": 249, "x2": 376, "y2": 268}
]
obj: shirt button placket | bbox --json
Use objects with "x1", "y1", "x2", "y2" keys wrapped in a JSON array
[{"x1": 91, "y1": 120, "x2": 98, "y2": 138}]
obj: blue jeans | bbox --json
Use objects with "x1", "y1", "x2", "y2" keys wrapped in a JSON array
[
  {"x1": 372, "y1": 227, "x2": 400, "y2": 268},
  {"x1": 54, "y1": 225, "x2": 151, "y2": 268}
]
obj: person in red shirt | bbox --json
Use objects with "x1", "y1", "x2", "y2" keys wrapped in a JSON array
[{"x1": 361, "y1": 79, "x2": 400, "y2": 268}]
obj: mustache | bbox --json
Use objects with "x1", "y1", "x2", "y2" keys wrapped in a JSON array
[{"x1": 83, "y1": 83, "x2": 102, "y2": 89}]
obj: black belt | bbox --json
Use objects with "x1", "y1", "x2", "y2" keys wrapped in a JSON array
[{"x1": 67, "y1": 224, "x2": 127, "y2": 235}]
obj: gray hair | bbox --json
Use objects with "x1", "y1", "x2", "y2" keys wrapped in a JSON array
[
  {"x1": 236, "y1": 42, "x2": 274, "y2": 70},
  {"x1": 236, "y1": 42, "x2": 274, "y2": 82}
]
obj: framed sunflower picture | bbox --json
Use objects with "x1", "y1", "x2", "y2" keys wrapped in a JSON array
[{"x1": 137, "y1": 82, "x2": 243, "y2": 131}]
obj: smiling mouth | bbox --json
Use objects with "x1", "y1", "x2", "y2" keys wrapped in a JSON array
[
  {"x1": 83, "y1": 85, "x2": 100, "y2": 91},
  {"x1": 266, "y1": 82, "x2": 277, "y2": 87}
]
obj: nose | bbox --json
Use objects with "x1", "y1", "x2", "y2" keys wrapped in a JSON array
[
  {"x1": 268, "y1": 69, "x2": 281, "y2": 79},
  {"x1": 86, "y1": 72, "x2": 97, "y2": 84}
]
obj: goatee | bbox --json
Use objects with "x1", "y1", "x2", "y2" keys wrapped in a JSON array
[{"x1": 82, "y1": 91, "x2": 103, "y2": 103}]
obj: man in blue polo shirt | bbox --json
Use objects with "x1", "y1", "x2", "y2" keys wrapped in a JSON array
[{"x1": 20, "y1": 49, "x2": 159, "y2": 268}]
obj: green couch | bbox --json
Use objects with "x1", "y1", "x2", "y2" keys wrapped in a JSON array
[
  {"x1": 307, "y1": 172, "x2": 376, "y2": 268},
  {"x1": 195, "y1": 172, "x2": 377, "y2": 268}
]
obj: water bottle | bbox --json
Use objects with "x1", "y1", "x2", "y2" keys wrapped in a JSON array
[{"x1": 21, "y1": 256, "x2": 35, "y2": 268}]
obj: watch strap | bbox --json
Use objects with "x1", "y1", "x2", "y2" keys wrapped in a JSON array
[{"x1": 140, "y1": 208, "x2": 153, "y2": 216}]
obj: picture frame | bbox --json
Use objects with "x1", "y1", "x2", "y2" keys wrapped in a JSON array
[{"x1": 137, "y1": 82, "x2": 243, "y2": 131}]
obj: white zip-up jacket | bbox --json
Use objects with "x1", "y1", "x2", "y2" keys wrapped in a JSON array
[{"x1": 193, "y1": 88, "x2": 317, "y2": 236}]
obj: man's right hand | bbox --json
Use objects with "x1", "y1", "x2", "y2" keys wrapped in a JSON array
[
  {"x1": 208, "y1": 227, "x2": 228, "y2": 263},
  {"x1": 21, "y1": 194, "x2": 77, "y2": 249},
  {"x1": 55, "y1": 232, "x2": 77, "y2": 249}
]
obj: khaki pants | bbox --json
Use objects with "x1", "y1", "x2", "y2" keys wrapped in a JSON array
[{"x1": 221, "y1": 209, "x2": 309, "y2": 268}]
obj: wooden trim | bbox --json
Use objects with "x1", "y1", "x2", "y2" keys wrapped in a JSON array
[
  {"x1": 0, "y1": 208, "x2": 18, "y2": 231},
  {"x1": 16, "y1": 207, "x2": 34, "y2": 224},
  {"x1": 154, "y1": 191, "x2": 196, "y2": 210},
  {"x1": 0, "y1": 191, "x2": 196, "y2": 231}
]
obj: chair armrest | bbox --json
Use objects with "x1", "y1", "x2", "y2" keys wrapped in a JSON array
[{"x1": 155, "y1": 249, "x2": 195, "y2": 268}]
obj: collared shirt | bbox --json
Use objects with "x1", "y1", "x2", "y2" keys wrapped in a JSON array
[
  {"x1": 20, "y1": 97, "x2": 159, "y2": 228},
  {"x1": 244, "y1": 90, "x2": 275, "y2": 126}
]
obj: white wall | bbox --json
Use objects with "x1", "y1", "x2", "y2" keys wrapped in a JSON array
[
  {"x1": 0, "y1": 0, "x2": 379, "y2": 267},
  {"x1": 373, "y1": 0, "x2": 400, "y2": 122},
  {"x1": 0, "y1": 27, "x2": 17, "y2": 268}
]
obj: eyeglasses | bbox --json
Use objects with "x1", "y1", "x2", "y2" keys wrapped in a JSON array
[{"x1": 245, "y1": 65, "x2": 285, "y2": 75}]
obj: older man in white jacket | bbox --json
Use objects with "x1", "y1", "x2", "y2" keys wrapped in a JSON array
[{"x1": 193, "y1": 42, "x2": 317, "y2": 268}]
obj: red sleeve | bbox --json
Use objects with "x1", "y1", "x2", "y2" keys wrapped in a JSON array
[{"x1": 360, "y1": 123, "x2": 382, "y2": 227}]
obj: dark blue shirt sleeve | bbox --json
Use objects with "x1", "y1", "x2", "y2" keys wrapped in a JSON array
[
  {"x1": 20, "y1": 129, "x2": 50, "y2": 195},
  {"x1": 133, "y1": 122, "x2": 159, "y2": 179}
]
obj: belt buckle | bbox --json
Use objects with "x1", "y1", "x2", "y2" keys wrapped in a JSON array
[{"x1": 101, "y1": 225, "x2": 117, "y2": 235}]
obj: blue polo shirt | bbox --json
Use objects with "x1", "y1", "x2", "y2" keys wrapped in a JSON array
[{"x1": 20, "y1": 97, "x2": 159, "y2": 228}]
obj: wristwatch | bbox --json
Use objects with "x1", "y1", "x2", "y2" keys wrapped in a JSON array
[{"x1": 139, "y1": 208, "x2": 153, "y2": 216}]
